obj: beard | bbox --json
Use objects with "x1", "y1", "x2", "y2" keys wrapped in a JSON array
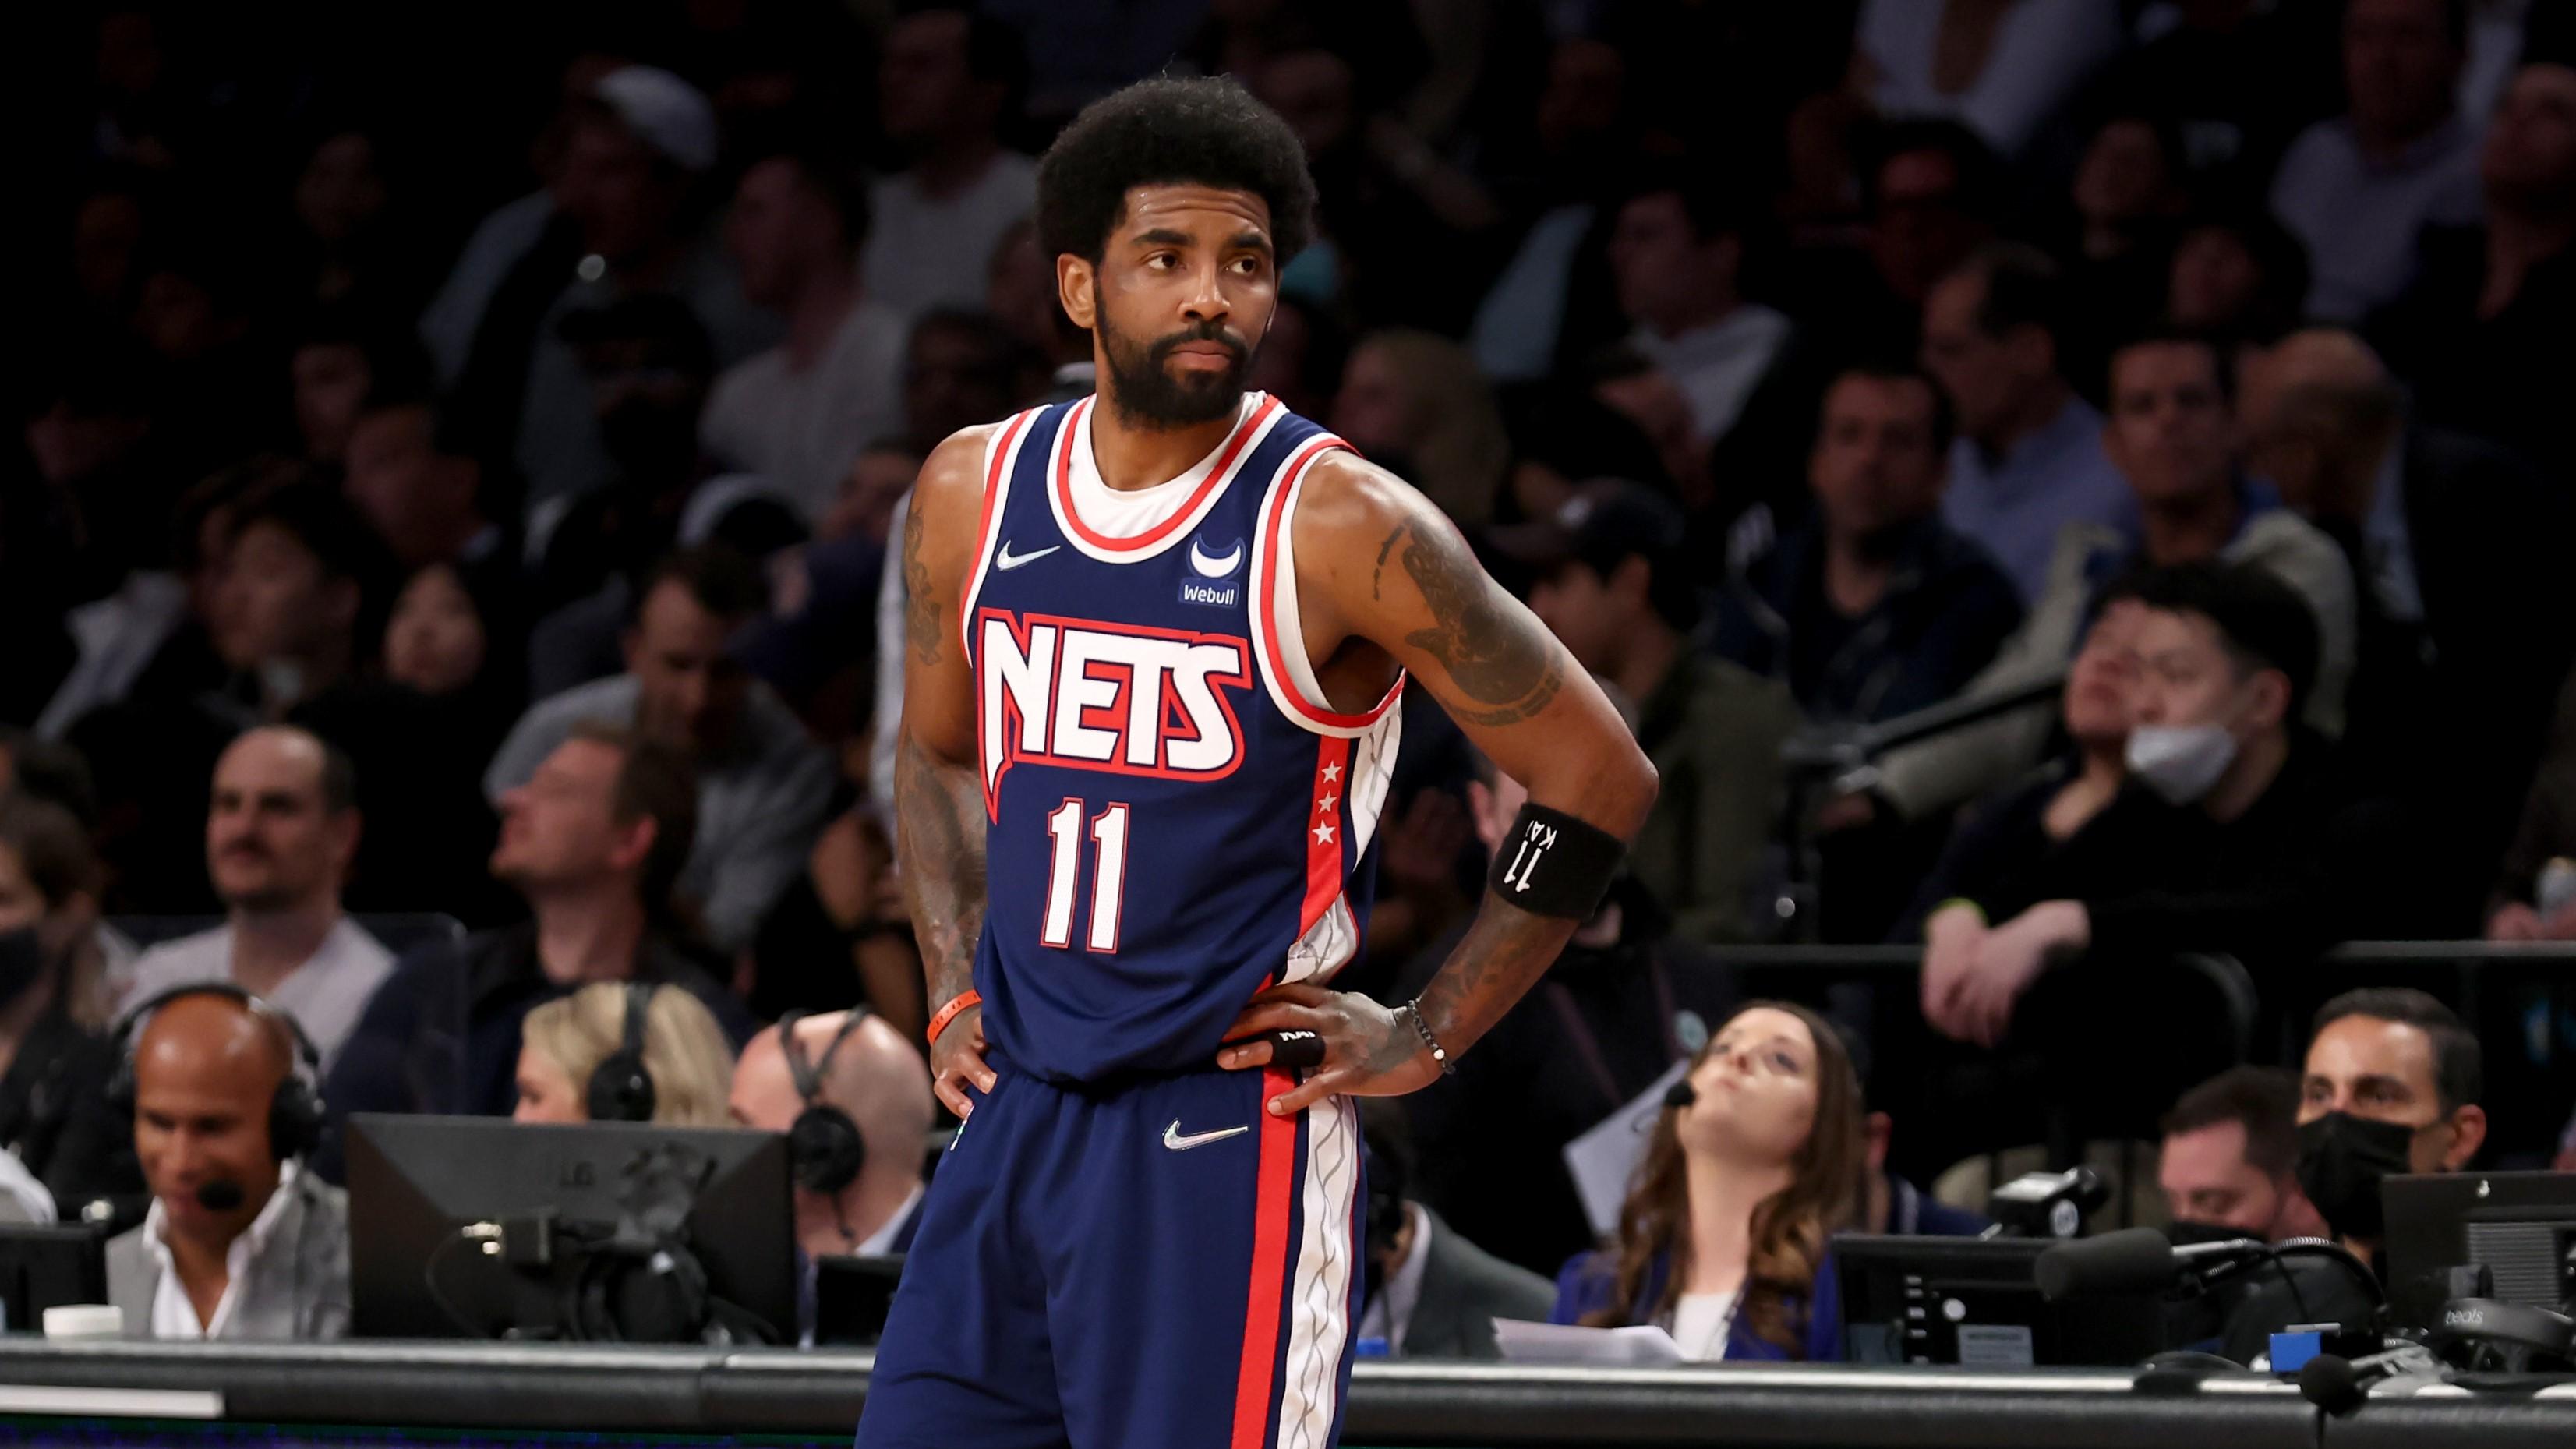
[{"x1": 1095, "y1": 291, "x2": 1255, "y2": 428}]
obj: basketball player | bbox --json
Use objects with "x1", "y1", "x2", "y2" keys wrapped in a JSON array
[{"x1": 866, "y1": 77, "x2": 1656, "y2": 1448}]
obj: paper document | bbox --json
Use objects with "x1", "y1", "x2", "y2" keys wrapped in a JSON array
[
  {"x1": 1493, "y1": 1318, "x2": 1687, "y2": 1366},
  {"x1": 1561, "y1": 1058, "x2": 1689, "y2": 1238}
]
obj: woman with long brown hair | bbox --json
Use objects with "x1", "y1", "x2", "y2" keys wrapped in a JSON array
[{"x1": 1549, "y1": 1001, "x2": 1867, "y2": 1361}]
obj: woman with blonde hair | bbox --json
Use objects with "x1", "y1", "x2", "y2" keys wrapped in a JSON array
[
  {"x1": 1328, "y1": 330, "x2": 1510, "y2": 528},
  {"x1": 514, "y1": 981, "x2": 737, "y2": 1128},
  {"x1": 1550, "y1": 1001, "x2": 1866, "y2": 1361}
]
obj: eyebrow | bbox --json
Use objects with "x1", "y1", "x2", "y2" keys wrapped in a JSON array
[{"x1": 1133, "y1": 228, "x2": 1194, "y2": 249}]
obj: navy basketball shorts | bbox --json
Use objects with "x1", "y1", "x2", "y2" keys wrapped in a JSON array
[{"x1": 857, "y1": 1056, "x2": 1364, "y2": 1449}]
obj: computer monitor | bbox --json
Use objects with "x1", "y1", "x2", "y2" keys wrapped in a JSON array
[
  {"x1": 1835, "y1": 1235, "x2": 2168, "y2": 1368},
  {"x1": 344, "y1": 1114, "x2": 796, "y2": 1344},
  {"x1": 2384, "y1": 1171, "x2": 2576, "y2": 1332},
  {"x1": 811, "y1": 1254, "x2": 906, "y2": 1347},
  {"x1": 0, "y1": 1224, "x2": 108, "y2": 1334}
]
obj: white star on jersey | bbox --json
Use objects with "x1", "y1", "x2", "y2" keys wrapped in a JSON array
[
  {"x1": 1320, "y1": 762, "x2": 1341, "y2": 782},
  {"x1": 1317, "y1": 793, "x2": 1337, "y2": 813},
  {"x1": 1313, "y1": 822, "x2": 1337, "y2": 844}
]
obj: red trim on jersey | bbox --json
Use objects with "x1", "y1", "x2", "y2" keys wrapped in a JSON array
[
  {"x1": 1055, "y1": 395, "x2": 1283, "y2": 553},
  {"x1": 1298, "y1": 737, "x2": 1351, "y2": 935},
  {"x1": 959, "y1": 408, "x2": 1039, "y2": 660},
  {"x1": 1255, "y1": 440, "x2": 1405, "y2": 730},
  {"x1": 1230, "y1": 1066, "x2": 1299, "y2": 1449}
]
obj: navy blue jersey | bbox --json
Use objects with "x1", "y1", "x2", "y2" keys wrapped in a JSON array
[{"x1": 960, "y1": 393, "x2": 1404, "y2": 1083}]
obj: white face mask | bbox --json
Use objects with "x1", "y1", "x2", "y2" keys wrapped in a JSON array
[{"x1": 2125, "y1": 723, "x2": 2239, "y2": 804}]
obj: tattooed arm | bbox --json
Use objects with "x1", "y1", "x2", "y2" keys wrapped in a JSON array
[
  {"x1": 894, "y1": 424, "x2": 1003, "y2": 1117},
  {"x1": 1217, "y1": 454, "x2": 1657, "y2": 1115}
]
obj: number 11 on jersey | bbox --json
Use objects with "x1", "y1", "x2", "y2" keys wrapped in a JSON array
[{"x1": 1041, "y1": 799, "x2": 1129, "y2": 952}]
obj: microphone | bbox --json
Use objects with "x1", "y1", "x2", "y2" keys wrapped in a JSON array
[
  {"x1": 2035, "y1": 1227, "x2": 2270, "y2": 1300},
  {"x1": 193, "y1": 1181, "x2": 247, "y2": 1213},
  {"x1": 2297, "y1": 1341, "x2": 2447, "y2": 1415},
  {"x1": 1663, "y1": 1079, "x2": 1697, "y2": 1110}
]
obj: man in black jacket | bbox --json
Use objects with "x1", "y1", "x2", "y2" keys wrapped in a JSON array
[
  {"x1": 1715, "y1": 364, "x2": 2023, "y2": 726},
  {"x1": 2242, "y1": 327, "x2": 2576, "y2": 916},
  {"x1": 1356, "y1": 1102, "x2": 1554, "y2": 1359},
  {"x1": 318, "y1": 723, "x2": 750, "y2": 1175}
]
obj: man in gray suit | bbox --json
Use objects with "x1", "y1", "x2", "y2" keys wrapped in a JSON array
[
  {"x1": 1358, "y1": 1103, "x2": 1553, "y2": 1359},
  {"x1": 106, "y1": 990, "x2": 348, "y2": 1339}
]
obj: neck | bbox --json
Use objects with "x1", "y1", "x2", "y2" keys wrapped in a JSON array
[
  {"x1": 783, "y1": 258, "x2": 862, "y2": 369},
  {"x1": 1680, "y1": 1150, "x2": 1795, "y2": 1294},
  {"x1": 528, "y1": 886, "x2": 650, "y2": 986},
  {"x1": 2140, "y1": 482, "x2": 2240, "y2": 566},
  {"x1": 795, "y1": 1165, "x2": 919, "y2": 1260},
  {"x1": 2354, "y1": 111, "x2": 2445, "y2": 165},
  {"x1": 227, "y1": 901, "x2": 340, "y2": 995},
  {"x1": 1089, "y1": 395, "x2": 1242, "y2": 492},
  {"x1": 2481, "y1": 209, "x2": 2576, "y2": 316},
  {"x1": 1611, "y1": 624, "x2": 1684, "y2": 712},
  {"x1": 2203, "y1": 728, "x2": 2288, "y2": 824},
  {"x1": 1822, "y1": 526, "x2": 1903, "y2": 617},
  {"x1": 1978, "y1": 379, "x2": 2072, "y2": 459},
  {"x1": 912, "y1": 133, "x2": 998, "y2": 199},
  {"x1": 1650, "y1": 289, "x2": 1737, "y2": 342},
  {"x1": 2046, "y1": 745, "x2": 2128, "y2": 839}
]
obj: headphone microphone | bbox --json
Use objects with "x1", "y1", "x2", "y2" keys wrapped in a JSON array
[
  {"x1": 1663, "y1": 1079, "x2": 1698, "y2": 1110},
  {"x1": 195, "y1": 1181, "x2": 248, "y2": 1213}
]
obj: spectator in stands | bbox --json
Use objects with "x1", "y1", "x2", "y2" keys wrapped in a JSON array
[
  {"x1": 1397, "y1": 747, "x2": 1740, "y2": 1277},
  {"x1": 1850, "y1": 0, "x2": 2123, "y2": 159},
  {"x1": 701, "y1": 147, "x2": 906, "y2": 525},
  {"x1": 2086, "y1": 0, "x2": 2339, "y2": 195},
  {"x1": 107, "y1": 990, "x2": 349, "y2": 1340},
  {"x1": 1866, "y1": 329, "x2": 2357, "y2": 830},
  {"x1": 727, "y1": 1011, "x2": 934, "y2": 1260},
  {"x1": 2270, "y1": 0, "x2": 2481, "y2": 321},
  {"x1": 0, "y1": 795, "x2": 137, "y2": 1207},
  {"x1": 2241, "y1": 329, "x2": 2576, "y2": 906},
  {"x1": 1714, "y1": 365, "x2": 2022, "y2": 725},
  {"x1": 512, "y1": 981, "x2": 735, "y2": 1127},
  {"x1": 864, "y1": 6, "x2": 1037, "y2": 325},
  {"x1": 490, "y1": 550, "x2": 833, "y2": 953},
  {"x1": 1329, "y1": 330, "x2": 1509, "y2": 529},
  {"x1": 324, "y1": 723, "x2": 752, "y2": 1146},
  {"x1": 1604, "y1": 175, "x2": 1793, "y2": 455},
  {"x1": 2296, "y1": 988, "x2": 2485, "y2": 1258},
  {"x1": 1509, "y1": 480, "x2": 1796, "y2": 945},
  {"x1": 1921, "y1": 563, "x2": 2420, "y2": 1048},
  {"x1": 2158, "y1": 1066, "x2": 2330, "y2": 1243},
  {"x1": 341, "y1": 398, "x2": 507, "y2": 583},
  {"x1": 1357, "y1": 1100, "x2": 1553, "y2": 1360},
  {"x1": 207, "y1": 478, "x2": 399, "y2": 721},
  {"x1": 2489, "y1": 667, "x2": 2576, "y2": 942},
  {"x1": 289, "y1": 310, "x2": 426, "y2": 467},
  {"x1": 2370, "y1": 61, "x2": 2576, "y2": 482},
  {"x1": 443, "y1": 65, "x2": 775, "y2": 509},
  {"x1": 985, "y1": 217, "x2": 1095, "y2": 405},
  {"x1": 1860, "y1": 121, "x2": 2002, "y2": 335},
  {"x1": 745, "y1": 800, "x2": 923, "y2": 1034},
  {"x1": 1551, "y1": 1002, "x2": 1864, "y2": 1362},
  {"x1": 2062, "y1": 112, "x2": 2193, "y2": 383},
  {"x1": 1902, "y1": 582, "x2": 2146, "y2": 938},
  {"x1": 117, "y1": 728, "x2": 391, "y2": 1069},
  {"x1": 900, "y1": 309, "x2": 1029, "y2": 454},
  {"x1": 818, "y1": 441, "x2": 924, "y2": 549},
  {"x1": 1921, "y1": 244, "x2": 2136, "y2": 606},
  {"x1": 2164, "y1": 210, "x2": 2313, "y2": 345}
]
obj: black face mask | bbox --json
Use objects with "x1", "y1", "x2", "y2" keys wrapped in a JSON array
[
  {"x1": 0, "y1": 928, "x2": 49, "y2": 1005},
  {"x1": 2295, "y1": 1111, "x2": 2420, "y2": 1242}
]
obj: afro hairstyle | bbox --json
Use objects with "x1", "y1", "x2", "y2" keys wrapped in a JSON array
[{"x1": 1035, "y1": 76, "x2": 1316, "y2": 267}]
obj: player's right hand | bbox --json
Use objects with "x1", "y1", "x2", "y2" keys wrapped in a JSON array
[{"x1": 930, "y1": 1004, "x2": 998, "y2": 1117}]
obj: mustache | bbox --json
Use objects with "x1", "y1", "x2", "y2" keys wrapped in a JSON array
[{"x1": 1147, "y1": 322, "x2": 1249, "y2": 365}]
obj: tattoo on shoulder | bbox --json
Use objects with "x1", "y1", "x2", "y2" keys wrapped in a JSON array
[
  {"x1": 902, "y1": 493, "x2": 943, "y2": 665},
  {"x1": 1394, "y1": 521, "x2": 1566, "y2": 726}
]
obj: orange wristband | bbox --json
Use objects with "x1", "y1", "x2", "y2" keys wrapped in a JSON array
[{"x1": 927, "y1": 990, "x2": 982, "y2": 1046}]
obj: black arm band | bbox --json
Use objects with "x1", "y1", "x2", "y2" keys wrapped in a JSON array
[{"x1": 1487, "y1": 802, "x2": 1625, "y2": 918}]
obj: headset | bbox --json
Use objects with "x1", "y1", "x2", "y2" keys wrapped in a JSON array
[
  {"x1": 108, "y1": 981, "x2": 328, "y2": 1163},
  {"x1": 778, "y1": 1009, "x2": 871, "y2": 1195},
  {"x1": 585, "y1": 983, "x2": 660, "y2": 1123}
]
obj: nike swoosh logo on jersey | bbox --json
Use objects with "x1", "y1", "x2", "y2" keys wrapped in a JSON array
[
  {"x1": 1162, "y1": 1119, "x2": 1249, "y2": 1151},
  {"x1": 995, "y1": 542, "x2": 1060, "y2": 571},
  {"x1": 1189, "y1": 537, "x2": 1244, "y2": 578}
]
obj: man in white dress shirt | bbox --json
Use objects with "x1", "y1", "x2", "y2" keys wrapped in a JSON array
[{"x1": 115, "y1": 727, "x2": 392, "y2": 1069}]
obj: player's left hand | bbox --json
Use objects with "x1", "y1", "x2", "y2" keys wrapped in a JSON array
[{"x1": 1215, "y1": 982, "x2": 1442, "y2": 1115}]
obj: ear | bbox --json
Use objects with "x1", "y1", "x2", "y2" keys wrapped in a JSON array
[
  {"x1": 2246, "y1": 666, "x2": 2292, "y2": 732},
  {"x1": 2442, "y1": 1104, "x2": 2487, "y2": 1170},
  {"x1": 1864, "y1": 1111, "x2": 1892, "y2": 1173},
  {"x1": 610, "y1": 813, "x2": 659, "y2": 878},
  {"x1": 621, "y1": 625, "x2": 644, "y2": 673},
  {"x1": 330, "y1": 808, "x2": 363, "y2": 870},
  {"x1": 1610, "y1": 554, "x2": 1655, "y2": 612},
  {"x1": 1057, "y1": 253, "x2": 1097, "y2": 331},
  {"x1": 2007, "y1": 324, "x2": 2055, "y2": 380}
]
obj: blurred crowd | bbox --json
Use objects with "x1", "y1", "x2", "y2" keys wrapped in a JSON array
[{"x1": 9, "y1": 0, "x2": 2576, "y2": 1357}]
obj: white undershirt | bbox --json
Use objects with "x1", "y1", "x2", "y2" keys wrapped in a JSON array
[{"x1": 1671, "y1": 1289, "x2": 1738, "y2": 1362}]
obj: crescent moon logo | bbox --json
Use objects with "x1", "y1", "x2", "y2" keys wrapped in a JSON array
[{"x1": 1189, "y1": 537, "x2": 1245, "y2": 578}]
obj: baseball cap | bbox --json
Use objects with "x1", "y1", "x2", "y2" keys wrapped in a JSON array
[{"x1": 592, "y1": 65, "x2": 718, "y2": 173}]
